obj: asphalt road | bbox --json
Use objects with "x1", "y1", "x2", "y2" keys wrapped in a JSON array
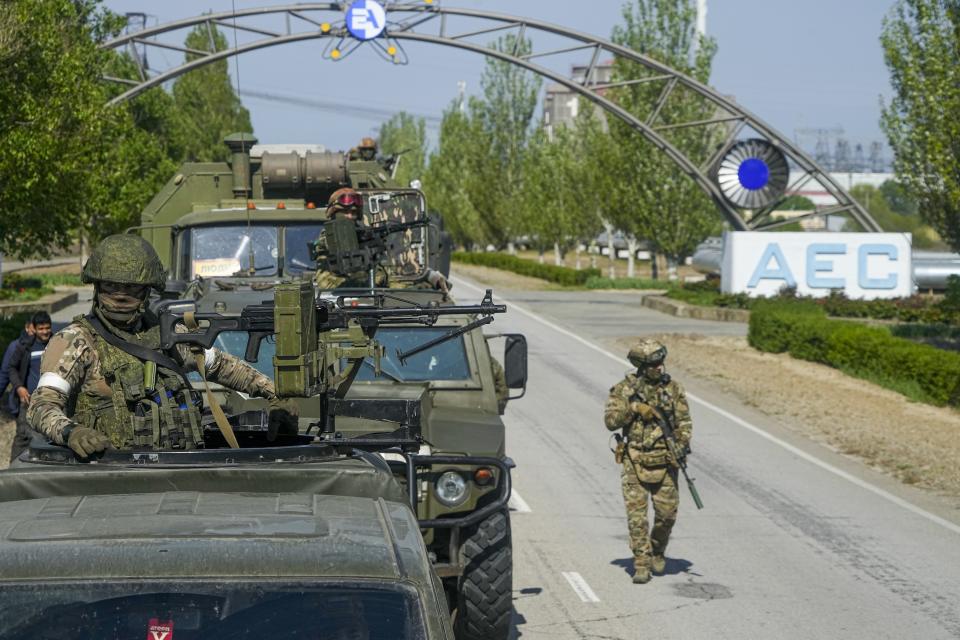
[{"x1": 450, "y1": 275, "x2": 960, "y2": 640}]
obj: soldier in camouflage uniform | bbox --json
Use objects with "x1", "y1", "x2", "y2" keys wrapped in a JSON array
[
  {"x1": 604, "y1": 339, "x2": 693, "y2": 584},
  {"x1": 357, "y1": 136, "x2": 377, "y2": 161},
  {"x1": 315, "y1": 188, "x2": 450, "y2": 293},
  {"x1": 27, "y1": 235, "x2": 295, "y2": 458}
]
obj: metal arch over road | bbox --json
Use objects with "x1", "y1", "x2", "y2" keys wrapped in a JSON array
[{"x1": 101, "y1": 3, "x2": 881, "y2": 233}]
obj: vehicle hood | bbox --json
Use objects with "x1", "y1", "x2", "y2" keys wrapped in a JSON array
[{"x1": 0, "y1": 492, "x2": 426, "y2": 582}]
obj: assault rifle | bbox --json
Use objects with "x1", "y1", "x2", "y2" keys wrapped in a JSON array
[
  {"x1": 310, "y1": 217, "x2": 429, "y2": 277},
  {"x1": 651, "y1": 406, "x2": 704, "y2": 510}
]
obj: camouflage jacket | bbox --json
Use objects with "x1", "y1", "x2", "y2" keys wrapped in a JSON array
[
  {"x1": 28, "y1": 316, "x2": 276, "y2": 447},
  {"x1": 604, "y1": 372, "x2": 692, "y2": 467}
]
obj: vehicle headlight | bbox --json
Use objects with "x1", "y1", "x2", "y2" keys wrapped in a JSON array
[{"x1": 435, "y1": 471, "x2": 468, "y2": 507}]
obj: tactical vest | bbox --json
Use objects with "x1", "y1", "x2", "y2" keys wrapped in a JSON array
[
  {"x1": 626, "y1": 377, "x2": 678, "y2": 468},
  {"x1": 73, "y1": 316, "x2": 204, "y2": 450}
]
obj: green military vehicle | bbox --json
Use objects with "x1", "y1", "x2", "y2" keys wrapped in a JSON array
[
  {"x1": 134, "y1": 136, "x2": 526, "y2": 640},
  {"x1": 0, "y1": 445, "x2": 455, "y2": 639},
  {"x1": 0, "y1": 284, "x2": 514, "y2": 639}
]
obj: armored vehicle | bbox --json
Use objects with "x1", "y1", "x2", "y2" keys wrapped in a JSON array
[
  {"x1": 136, "y1": 136, "x2": 526, "y2": 640},
  {"x1": 0, "y1": 285, "x2": 515, "y2": 639},
  {"x1": 0, "y1": 444, "x2": 455, "y2": 639}
]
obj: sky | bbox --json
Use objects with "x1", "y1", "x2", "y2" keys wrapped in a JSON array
[{"x1": 103, "y1": 0, "x2": 899, "y2": 163}]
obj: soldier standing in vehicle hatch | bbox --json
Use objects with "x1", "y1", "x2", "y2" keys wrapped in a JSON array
[
  {"x1": 26, "y1": 234, "x2": 297, "y2": 459},
  {"x1": 315, "y1": 188, "x2": 450, "y2": 293},
  {"x1": 604, "y1": 339, "x2": 693, "y2": 584}
]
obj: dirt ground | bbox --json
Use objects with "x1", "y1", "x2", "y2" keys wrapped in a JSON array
[{"x1": 620, "y1": 334, "x2": 960, "y2": 498}]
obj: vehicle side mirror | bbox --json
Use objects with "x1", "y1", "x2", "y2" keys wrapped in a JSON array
[{"x1": 503, "y1": 334, "x2": 527, "y2": 398}]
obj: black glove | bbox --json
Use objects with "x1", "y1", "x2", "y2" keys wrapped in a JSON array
[
  {"x1": 267, "y1": 398, "x2": 300, "y2": 442},
  {"x1": 65, "y1": 426, "x2": 113, "y2": 458}
]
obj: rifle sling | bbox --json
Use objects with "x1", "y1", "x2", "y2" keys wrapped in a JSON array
[
  {"x1": 183, "y1": 311, "x2": 240, "y2": 449},
  {"x1": 86, "y1": 314, "x2": 189, "y2": 380}
]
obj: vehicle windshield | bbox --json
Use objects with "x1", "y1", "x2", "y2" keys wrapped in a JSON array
[
  {"x1": 190, "y1": 331, "x2": 274, "y2": 380},
  {"x1": 0, "y1": 582, "x2": 425, "y2": 640},
  {"x1": 350, "y1": 327, "x2": 471, "y2": 382},
  {"x1": 208, "y1": 327, "x2": 471, "y2": 383},
  {"x1": 190, "y1": 226, "x2": 278, "y2": 278},
  {"x1": 284, "y1": 224, "x2": 323, "y2": 274}
]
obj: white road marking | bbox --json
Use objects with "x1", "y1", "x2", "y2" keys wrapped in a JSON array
[
  {"x1": 454, "y1": 276, "x2": 960, "y2": 537},
  {"x1": 508, "y1": 490, "x2": 532, "y2": 513},
  {"x1": 561, "y1": 571, "x2": 601, "y2": 603}
]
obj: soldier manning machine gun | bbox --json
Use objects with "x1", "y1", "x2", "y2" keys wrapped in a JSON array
[
  {"x1": 159, "y1": 282, "x2": 506, "y2": 439},
  {"x1": 310, "y1": 217, "x2": 430, "y2": 280}
]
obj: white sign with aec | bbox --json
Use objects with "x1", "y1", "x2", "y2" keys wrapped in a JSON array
[{"x1": 721, "y1": 231, "x2": 914, "y2": 299}]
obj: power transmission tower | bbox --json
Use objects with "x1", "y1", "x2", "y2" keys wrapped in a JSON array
[
  {"x1": 853, "y1": 143, "x2": 865, "y2": 173},
  {"x1": 869, "y1": 142, "x2": 885, "y2": 173},
  {"x1": 124, "y1": 12, "x2": 149, "y2": 71},
  {"x1": 834, "y1": 139, "x2": 851, "y2": 172},
  {"x1": 794, "y1": 127, "x2": 844, "y2": 171}
]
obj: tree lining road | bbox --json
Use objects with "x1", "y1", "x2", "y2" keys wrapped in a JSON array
[{"x1": 452, "y1": 275, "x2": 960, "y2": 639}]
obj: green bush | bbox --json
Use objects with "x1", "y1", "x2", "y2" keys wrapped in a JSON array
[
  {"x1": 36, "y1": 273, "x2": 84, "y2": 287},
  {"x1": 670, "y1": 285, "x2": 960, "y2": 326},
  {"x1": 749, "y1": 304, "x2": 960, "y2": 407},
  {"x1": 891, "y1": 323, "x2": 960, "y2": 340},
  {"x1": 584, "y1": 276, "x2": 670, "y2": 290},
  {"x1": 0, "y1": 273, "x2": 55, "y2": 301},
  {"x1": 940, "y1": 275, "x2": 960, "y2": 313},
  {"x1": 666, "y1": 287, "x2": 753, "y2": 309},
  {"x1": 452, "y1": 252, "x2": 600, "y2": 286}
]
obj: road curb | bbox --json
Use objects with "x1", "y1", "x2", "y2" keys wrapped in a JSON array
[
  {"x1": 642, "y1": 294, "x2": 751, "y2": 323},
  {"x1": 0, "y1": 290, "x2": 79, "y2": 317}
]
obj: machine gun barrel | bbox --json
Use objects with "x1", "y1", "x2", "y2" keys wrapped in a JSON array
[{"x1": 159, "y1": 289, "x2": 506, "y2": 366}]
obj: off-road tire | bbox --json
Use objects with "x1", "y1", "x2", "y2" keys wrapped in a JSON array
[{"x1": 454, "y1": 507, "x2": 512, "y2": 640}]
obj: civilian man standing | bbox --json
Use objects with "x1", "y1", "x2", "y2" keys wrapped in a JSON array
[{"x1": 7, "y1": 311, "x2": 52, "y2": 461}]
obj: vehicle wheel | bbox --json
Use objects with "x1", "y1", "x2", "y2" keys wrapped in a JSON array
[{"x1": 454, "y1": 508, "x2": 512, "y2": 640}]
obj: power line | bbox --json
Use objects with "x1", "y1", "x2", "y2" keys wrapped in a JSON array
[{"x1": 238, "y1": 89, "x2": 442, "y2": 127}]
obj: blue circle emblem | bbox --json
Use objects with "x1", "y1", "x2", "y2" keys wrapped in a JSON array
[
  {"x1": 346, "y1": 0, "x2": 387, "y2": 41},
  {"x1": 738, "y1": 158, "x2": 770, "y2": 191}
]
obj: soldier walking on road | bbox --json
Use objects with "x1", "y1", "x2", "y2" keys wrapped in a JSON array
[
  {"x1": 604, "y1": 339, "x2": 693, "y2": 584},
  {"x1": 26, "y1": 234, "x2": 296, "y2": 459}
]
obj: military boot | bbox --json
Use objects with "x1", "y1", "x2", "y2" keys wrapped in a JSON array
[
  {"x1": 632, "y1": 557, "x2": 651, "y2": 584},
  {"x1": 651, "y1": 554, "x2": 666, "y2": 575}
]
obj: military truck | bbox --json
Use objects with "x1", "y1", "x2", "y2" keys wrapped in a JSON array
[{"x1": 134, "y1": 141, "x2": 526, "y2": 640}]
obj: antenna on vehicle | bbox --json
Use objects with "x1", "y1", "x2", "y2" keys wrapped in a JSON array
[{"x1": 230, "y1": 0, "x2": 257, "y2": 277}]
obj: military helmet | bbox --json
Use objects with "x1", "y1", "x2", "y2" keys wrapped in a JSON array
[
  {"x1": 327, "y1": 187, "x2": 363, "y2": 218},
  {"x1": 359, "y1": 137, "x2": 376, "y2": 149},
  {"x1": 81, "y1": 234, "x2": 167, "y2": 291},
  {"x1": 627, "y1": 338, "x2": 667, "y2": 367}
]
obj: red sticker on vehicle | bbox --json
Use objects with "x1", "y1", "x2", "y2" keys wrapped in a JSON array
[{"x1": 146, "y1": 618, "x2": 174, "y2": 640}]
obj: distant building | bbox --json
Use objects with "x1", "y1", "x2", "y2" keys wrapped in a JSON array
[
  {"x1": 543, "y1": 61, "x2": 614, "y2": 137},
  {"x1": 786, "y1": 170, "x2": 894, "y2": 207}
]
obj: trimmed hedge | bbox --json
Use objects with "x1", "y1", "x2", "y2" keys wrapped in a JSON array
[
  {"x1": 749, "y1": 301, "x2": 960, "y2": 407},
  {"x1": 0, "y1": 273, "x2": 55, "y2": 302},
  {"x1": 453, "y1": 252, "x2": 600, "y2": 286},
  {"x1": 585, "y1": 276, "x2": 671, "y2": 290}
]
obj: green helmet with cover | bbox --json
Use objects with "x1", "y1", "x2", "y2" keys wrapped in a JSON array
[
  {"x1": 627, "y1": 338, "x2": 667, "y2": 368},
  {"x1": 81, "y1": 234, "x2": 167, "y2": 291}
]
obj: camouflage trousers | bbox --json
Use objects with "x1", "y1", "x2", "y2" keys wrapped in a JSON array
[{"x1": 620, "y1": 460, "x2": 679, "y2": 563}]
